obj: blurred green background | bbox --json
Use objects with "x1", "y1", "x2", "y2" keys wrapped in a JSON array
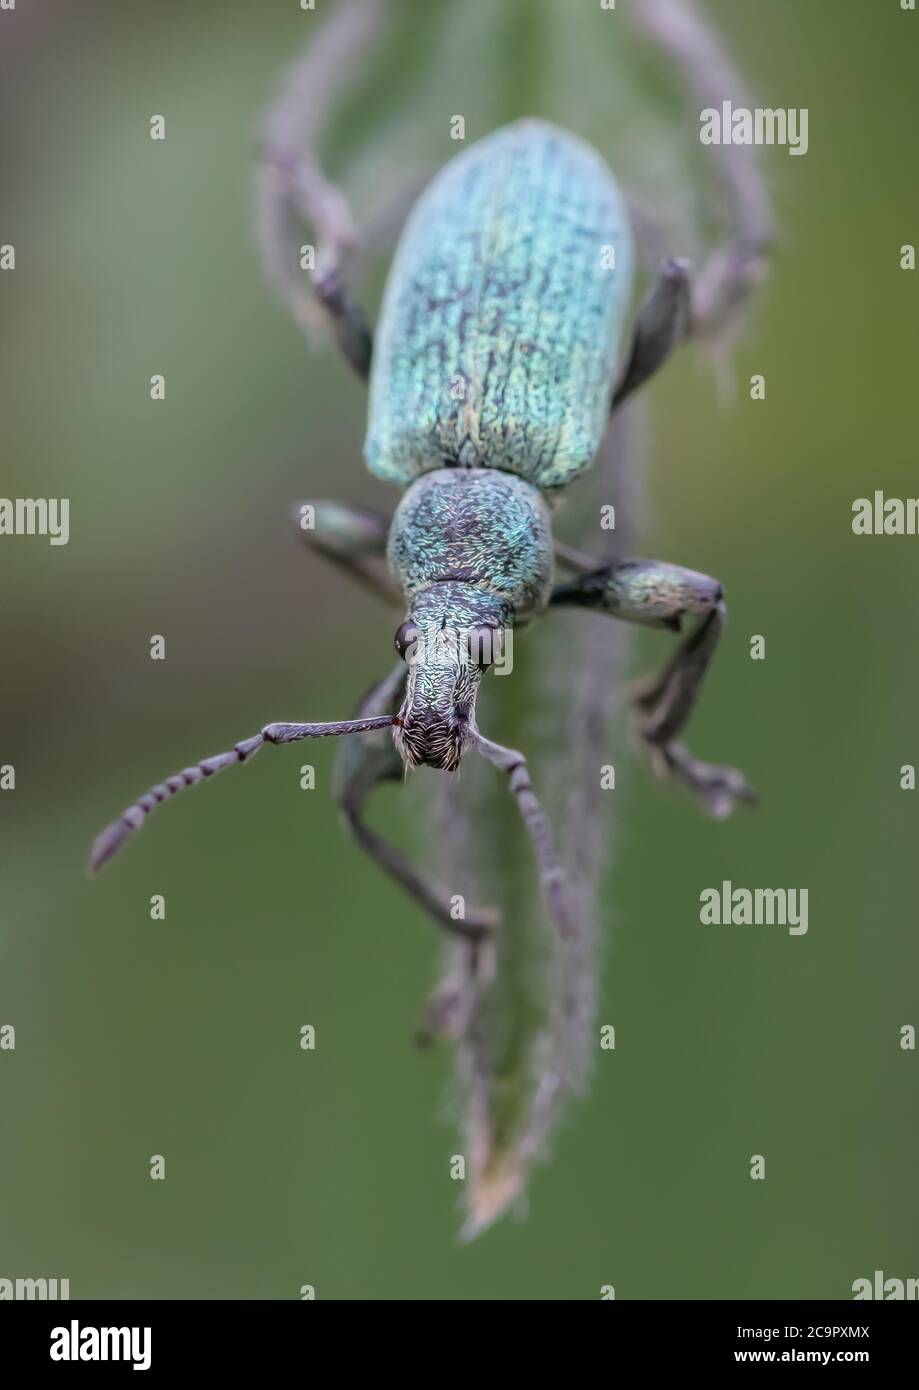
[{"x1": 1, "y1": 0, "x2": 917, "y2": 1299}]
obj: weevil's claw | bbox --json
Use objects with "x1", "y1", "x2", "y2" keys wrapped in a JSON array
[{"x1": 646, "y1": 739, "x2": 758, "y2": 819}]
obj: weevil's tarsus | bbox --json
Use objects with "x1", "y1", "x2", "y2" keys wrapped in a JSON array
[
  {"x1": 611, "y1": 257, "x2": 692, "y2": 411},
  {"x1": 647, "y1": 740, "x2": 756, "y2": 820},
  {"x1": 87, "y1": 714, "x2": 396, "y2": 875},
  {"x1": 333, "y1": 665, "x2": 499, "y2": 945}
]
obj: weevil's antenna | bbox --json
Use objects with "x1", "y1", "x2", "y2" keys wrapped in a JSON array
[
  {"x1": 88, "y1": 714, "x2": 397, "y2": 874},
  {"x1": 465, "y1": 726, "x2": 577, "y2": 944}
]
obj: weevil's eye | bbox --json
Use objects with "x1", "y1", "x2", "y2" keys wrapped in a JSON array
[
  {"x1": 394, "y1": 620, "x2": 421, "y2": 661},
  {"x1": 466, "y1": 624, "x2": 505, "y2": 669}
]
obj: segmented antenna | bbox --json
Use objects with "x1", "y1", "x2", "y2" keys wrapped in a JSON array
[{"x1": 88, "y1": 716, "x2": 395, "y2": 874}]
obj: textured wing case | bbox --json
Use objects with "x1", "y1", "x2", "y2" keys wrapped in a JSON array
[{"x1": 364, "y1": 119, "x2": 634, "y2": 490}]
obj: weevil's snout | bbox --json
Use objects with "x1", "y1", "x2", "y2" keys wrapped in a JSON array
[
  {"x1": 394, "y1": 704, "x2": 467, "y2": 772},
  {"x1": 393, "y1": 667, "x2": 475, "y2": 772},
  {"x1": 391, "y1": 586, "x2": 512, "y2": 772}
]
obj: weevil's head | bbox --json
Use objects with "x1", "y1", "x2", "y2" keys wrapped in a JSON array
[{"x1": 392, "y1": 583, "x2": 512, "y2": 772}]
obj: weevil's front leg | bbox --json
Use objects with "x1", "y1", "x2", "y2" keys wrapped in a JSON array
[
  {"x1": 551, "y1": 560, "x2": 755, "y2": 817},
  {"x1": 334, "y1": 666, "x2": 498, "y2": 945},
  {"x1": 291, "y1": 499, "x2": 401, "y2": 605},
  {"x1": 466, "y1": 728, "x2": 577, "y2": 943},
  {"x1": 611, "y1": 257, "x2": 692, "y2": 411}
]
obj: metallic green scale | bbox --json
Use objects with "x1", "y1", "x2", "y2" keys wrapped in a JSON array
[{"x1": 365, "y1": 119, "x2": 634, "y2": 490}]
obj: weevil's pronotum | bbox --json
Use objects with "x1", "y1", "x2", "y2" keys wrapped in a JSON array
[
  {"x1": 90, "y1": 107, "x2": 757, "y2": 938},
  {"x1": 89, "y1": 0, "x2": 773, "y2": 1223}
]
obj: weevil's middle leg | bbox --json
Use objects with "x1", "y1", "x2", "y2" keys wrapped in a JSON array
[
  {"x1": 631, "y1": 601, "x2": 755, "y2": 818},
  {"x1": 551, "y1": 559, "x2": 755, "y2": 818},
  {"x1": 291, "y1": 499, "x2": 401, "y2": 605},
  {"x1": 554, "y1": 537, "x2": 612, "y2": 575},
  {"x1": 334, "y1": 665, "x2": 499, "y2": 945}
]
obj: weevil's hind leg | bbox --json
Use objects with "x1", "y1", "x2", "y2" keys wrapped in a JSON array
[
  {"x1": 290, "y1": 500, "x2": 402, "y2": 605},
  {"x1": 551, "y1": 560, "x2": 755, "y2": 817},
  {"x1": 631, "y1": 0, "x2": 773, "y2": 348},
  {"x1": 334, "y1": 665, "x2": 499, "y2": 945},
  {"x1": 611, "y1": 257, "x2": 692, "y2": 411},
  {"x1": 256, "y1": 1, "x2": 378, "y2": 379},
  {"x1": 256, "y1": 0, "x2": 428, "y2": 380}
]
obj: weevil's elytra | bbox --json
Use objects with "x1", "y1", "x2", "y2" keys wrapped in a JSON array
[{"x1": 366, "y1": 120, "x2": 635, "y2": 490}]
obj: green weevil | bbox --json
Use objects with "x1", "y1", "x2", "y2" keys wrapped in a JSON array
[{"x1": 89, "y1": 115, "x2": 756, "y2": 951}]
